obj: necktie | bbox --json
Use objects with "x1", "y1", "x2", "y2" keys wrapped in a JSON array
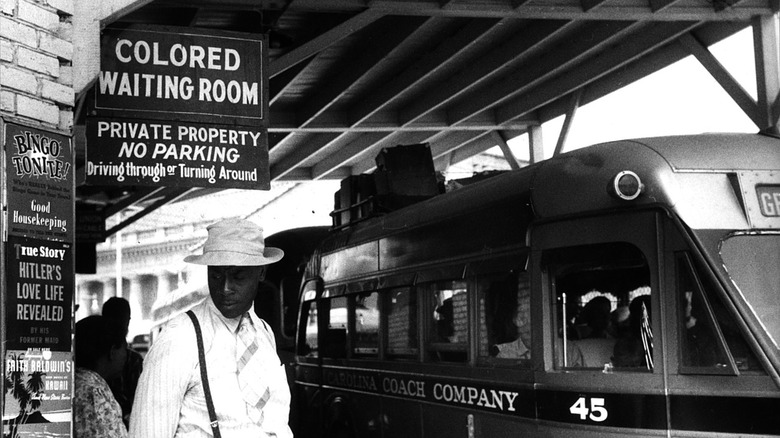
[{"x1": 237, "y1": 313, "x2": 271, "y2": 423}]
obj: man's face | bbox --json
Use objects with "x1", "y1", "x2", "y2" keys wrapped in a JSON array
[{"x1": 208, "y1": 265, "x2": 266, "y2": 318}]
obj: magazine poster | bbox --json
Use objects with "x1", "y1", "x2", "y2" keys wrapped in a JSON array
[
  {"x1": 2, "y1": 349, "x2": 72, "y2": 438},
  {"x1": 5, "y1": 236, "x2": 73, "y2": 352},
  {"x1": 4, "y1": 122, "x2": 73, "y2": 242}
]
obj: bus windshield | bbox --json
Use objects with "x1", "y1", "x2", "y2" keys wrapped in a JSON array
[{"x1": 720, "y1": 234, "x2": 780, "y2": 351}]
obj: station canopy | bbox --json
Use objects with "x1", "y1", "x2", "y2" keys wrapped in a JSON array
[{"x1": 73, "y1": 0, "x2": 777, "y2": 237}]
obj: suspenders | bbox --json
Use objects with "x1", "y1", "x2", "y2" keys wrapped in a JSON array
[{"x1": 186, "y1": 310, "x2": 223, "y2": 438}]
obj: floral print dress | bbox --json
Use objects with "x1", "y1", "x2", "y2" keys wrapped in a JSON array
[{"x1": 74, "y1": 367, "x2": 128, "y2": 438}]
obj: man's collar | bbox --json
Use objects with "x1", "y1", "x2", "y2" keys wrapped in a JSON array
[{"x1": 205, "y1": 295, "x2": 255, "y2": 333}]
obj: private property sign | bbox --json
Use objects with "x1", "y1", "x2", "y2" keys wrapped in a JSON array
[
  {"x1": 88, "y1": 25, "x2": 270, "y2": 189},
  {"x1": 85, "y1": 117, "x2": 269, "y2": 188}
]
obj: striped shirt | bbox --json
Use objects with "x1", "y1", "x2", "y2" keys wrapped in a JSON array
[{"x1": 129, "y1": 297, "x2": 292, "y2": 438}]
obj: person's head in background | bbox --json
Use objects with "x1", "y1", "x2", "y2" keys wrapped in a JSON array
[
  {"x1": 103, "y1": 297, "x2": 131, "y2": 338},
  {"x1": 75, "y1": 315, "x2": 127, "y2": 380}
]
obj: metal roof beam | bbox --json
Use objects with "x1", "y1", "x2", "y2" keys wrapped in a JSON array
[
  {"x1": 270, "y1": 133, "x2": 343, "y2": 180},
  {"x1": 311, "y1": 132, "x2": 395, "y2": 179},
  {"x1": 436, "y1": 131, "x2": 501, "y2": 167},
  {"x1": 269, "y1": 57, "x2": 315, "y2": 105},
  {"x1": 105, "y1": 187, "x2": 192, "y2": 237},
  {"x1": 288, "y1": 0, "x2": 774, "y2": 21},
  {"x1": 269, "y1": 110, "x2": 537, "y2": 132},
  {"x1": 428, "y1": 130, "x2": 492, "y2": 159},
  {"x1": 348, "y1": 17, "x2": 509, "y2": 127},
  {"x1": 447, "y1": 20, "x2": 639, "y2": 126},
  {"x1": 494, "y1": 21, "x2": 700, "y2": 125},
  {"x1": 102, "y1": 187, "x2": 165, "y2": 218},
  {"x1": 678, "y1": 32, "x2": 761, "y2": 126},
  {"x1": 297, "y1": 16, "x2": 431, "y2": 128},
  {"x1": 649, "y1": 0, "x2": 682, "y2": 13},
  {"x1": 269, "y1": 8, "x2": 385, "y2": 77},
  {"x1": 399, "y1": 19, "x2": 575, "y2": 126},
  {"x1": 491, "y1": 130, "x2": 521, "y2": 170},
  {"x1": 581, "y1": 0, "x2": 609, "y2": 12},
  {"x1": 554, "y1": 89, "x2": 582, "y2": 156},
  {"x1": 535, "y1": 21, "x2": 744, "y2": 126},
  {"x1": 273, "y1": 167, "x2": 351, "y2": 181}
]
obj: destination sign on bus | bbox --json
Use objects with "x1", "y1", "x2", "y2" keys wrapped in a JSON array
[{"x1": 757, "y1": 185, "x2": 780, "y2": 217}]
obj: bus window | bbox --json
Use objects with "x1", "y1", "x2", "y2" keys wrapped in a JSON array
[
  {"x1": 425, "y1": 280, "x2": 468, "y2": 362},
  {"x1": 479, "y1": 272, "x2": 532, "y2": 365},
  {"x1": 321, "y1": 296, "x2": 348, "y2": 359},
  {"x1": 386, "y1": 288, "x2": 418, "y2": 358},
  {"x1": 300, "y1": 301, "x2": 318, "y2": 357},
  {"x1": 353, "y1": 292, "x2": 379, "y2": 356},
  {"x1": 545, "y1": 243, "x2": 652, "y2": 371},
  {"x1": 720, "y1": 234, "x2": 779, "y2": 360},
  {"x1": 678, "y1": 253, "x2": 764, "y2": 373}
]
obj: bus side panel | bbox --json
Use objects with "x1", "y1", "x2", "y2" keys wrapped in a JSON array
[
  {"x1": 315, "y1": 385, "x2": 382, "y2": 438},
  {"x1": 474, "y1": 414, "x2": 537, "y2": 437},
  {"x1": 422, "y1": 405, "x2": 473, "y2": 438},
  {"x1": 293, "y1": 363, "x2": 323, "y2": 438},
  {"x1": 662, "y1": 219, "x2": 780, "y2": 437},
  {"x1": 381, "y1": 397, "x2": 422, "y2": 436}
]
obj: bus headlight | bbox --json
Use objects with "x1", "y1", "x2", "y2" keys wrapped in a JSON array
[{"x1": 610, "y1": 170, "x2": 644, "y2": 201}]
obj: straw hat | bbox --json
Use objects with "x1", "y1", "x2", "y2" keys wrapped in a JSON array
[{"x1": 184, "y1": 218, "x2": 284, "y2": 266}]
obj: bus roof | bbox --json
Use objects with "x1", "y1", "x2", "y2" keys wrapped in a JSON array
[
  {"x1": 532, "y1": 133, "x2": 780, "y2": 225},
  {"x1": 625, "y1": 133, "x2": 780, "y2": 172},
  {"x1": 323, "y1": 133, "x2": 779, "y2": 253}
]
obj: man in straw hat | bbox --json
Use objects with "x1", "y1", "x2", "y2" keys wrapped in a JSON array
[{"x1": 130, "y1": 218, "x2": 293, "y2": 438}]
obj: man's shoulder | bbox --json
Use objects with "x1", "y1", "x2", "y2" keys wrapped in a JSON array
[{"x1": 147, "y1": 311, "x2": 201, "y2": 357}]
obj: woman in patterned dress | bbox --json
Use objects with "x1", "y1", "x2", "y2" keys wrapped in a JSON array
[{"x1": 74, "y1": 315, "x2": 128, "y2": 437}]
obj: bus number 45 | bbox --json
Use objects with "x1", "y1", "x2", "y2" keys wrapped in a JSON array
[{"x1": 569, "y1": 397, "x2": 608, "y2": 422}]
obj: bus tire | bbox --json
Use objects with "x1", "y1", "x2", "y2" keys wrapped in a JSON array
[{"x1": 324, "y1": 395, "x2": 355, "y2": 438}]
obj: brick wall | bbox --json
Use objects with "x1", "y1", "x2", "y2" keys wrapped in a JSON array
[{"x1": 1, "y1": 0, "x2": 74, "y2": 131}]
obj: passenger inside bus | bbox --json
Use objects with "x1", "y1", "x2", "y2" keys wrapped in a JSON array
[
  {"x1": 482, "y1": 272, "x2": 532, "y2": 361},
  {"x1": 682, "y1": 290, "x2": 718, "y2": 367},
  {"x1": 612, "y1": 295, "x2": 653, "y2": 369},
  {"x1": 676, "y1": 255, "x2": 763, "y2": 373},
  {"x1": 429, "y1": 282, "x2": 469, "y2": 362},
  {"x1": 491, "y1": 310, "x2": 530, "y2": 359},
  {"x1": 609, "y1": 305, "x2": 630, "y2": 338},
  {"x1": 434, "y1": 297, "x2": 455, "y2": 342},
  {"x1": 546, "y1": 242, "x2": 652, "y2": 370},
  {"x1": 571, "y1": 296, "x2": 614, "y2": 368}
]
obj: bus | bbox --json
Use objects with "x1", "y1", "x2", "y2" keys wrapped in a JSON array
[{"x1": 289, "y1": 134, "x2": 780, "y2": 437}]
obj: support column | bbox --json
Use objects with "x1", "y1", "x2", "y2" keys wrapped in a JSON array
[
  {"x1": 128, "y1": 275, "x2": 143, "y2": 324},
  {"x1": 76, "y1": 282, "x2": 93, "y2": 320},
  {"x1": 528, "y1": 125, "x2": 545, "y2": 164},
  {"x1": 157, "y1": 272, "x2": 172, "y2": 301},
  {"x1": 102, "y1": 278, "x2": 117, "y2": 302},
  {"x1": 491, "y1": 131, "x2": 521, "y2": 170},
  {"x1": 753, "y1": 14, "x2": 780, "y2": 131}
]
